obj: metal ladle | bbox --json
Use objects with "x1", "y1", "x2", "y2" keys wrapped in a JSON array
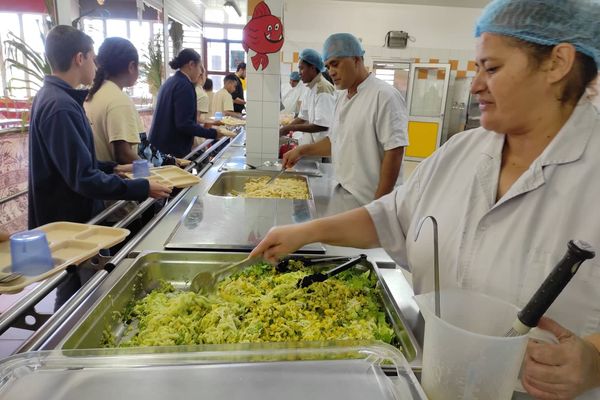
[{"x1": 414, "y1": 215, "x2": 440, "y2": 318}]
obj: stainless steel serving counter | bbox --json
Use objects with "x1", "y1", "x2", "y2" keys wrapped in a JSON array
[
  {"x1": 17, "y1": 134, "x2": 421, "y2": 371},
  {"x1": 130, "y1": 144, "x2": 395, "y2": 263}
]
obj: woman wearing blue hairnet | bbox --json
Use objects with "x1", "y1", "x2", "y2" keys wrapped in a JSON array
[{"x1": 252, "y1": 1, "x2": 600, "y2": 398}]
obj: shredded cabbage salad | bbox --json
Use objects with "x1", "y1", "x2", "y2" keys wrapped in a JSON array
[{"x1": 112, "y1": 261, "x2": 396, "y2": 347}]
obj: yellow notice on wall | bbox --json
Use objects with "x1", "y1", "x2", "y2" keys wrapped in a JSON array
[{"x1": 405, "y1": 121, "x2": 439, "y2": 159}]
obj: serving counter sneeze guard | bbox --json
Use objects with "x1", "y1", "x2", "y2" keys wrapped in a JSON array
[{"x1": 0, "y1": 342, "x2": 427, "y2": 400}]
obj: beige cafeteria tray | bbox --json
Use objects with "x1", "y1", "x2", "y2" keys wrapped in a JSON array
[
  {"x1": 220, "y1": 116, "x2": 246, "y2": 126},
  {"x1": 127, "y1": 165, "x2": 200, "y2": 188},
  {"x1": 0, "y1": 222, "x2": 129, "y2": 294}
]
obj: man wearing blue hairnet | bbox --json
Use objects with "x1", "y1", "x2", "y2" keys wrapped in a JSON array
[
  {"x1": 281, "y1": 71, "x2": 306, "y2": 116},
  {"x1": 279, "y1": 49, "x2": 336, "y2": 146},
  {"x1": 282, "y1": 34, "x2": 408, "y2": 205}
]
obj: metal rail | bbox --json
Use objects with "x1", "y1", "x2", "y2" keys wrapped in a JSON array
[
  {"x1": 16, "y1": 270, "x2": 108, "y2": 352},
  {"x1": 0, "y1": 189, "x2": 27, "y2": 206},
  {"x1": 0, "y1": 272, "x2": 68, "y2": 335},
  {"x1": 1, "y1": 135, "x2": 233, "y2": 349}
]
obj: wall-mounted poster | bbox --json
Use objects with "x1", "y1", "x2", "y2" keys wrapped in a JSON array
[
  {"x1": 242, "y1": 1, "x2": 284, "y2": 71},
  {"x1": 230, "y1": 50, "x2": 246, "y2": 70}
]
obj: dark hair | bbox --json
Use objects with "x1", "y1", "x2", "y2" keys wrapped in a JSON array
[
  {"x1": 223, "y1": 73, "x2": 238, "y2": 84},
  {"x1": 87, "y1": 37, "x2": 139, "y2": 100},
  {"x1": 168, "y1": 48, "x2": 201, "y2": 69},
  {"x1": 299, "y1": 59, "x2": 319, "y2": 73},
  {"x1": 203, "y1": 78, "x2": 213, "y2": 91},
  {"x1": 507, "y1": 37, "x2": 598, "y2": 105},
  {"x1": 45, "y1": 25, "x2": 94, "y2": 73},
  {"x1": 236, "y1": 62, "x2": 246, "y2": 72},
  {"x1": 322, "y1": 70, "x2": 334, "y2": 85}
]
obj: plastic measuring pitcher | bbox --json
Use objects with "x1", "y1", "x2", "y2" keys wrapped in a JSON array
[{"x1": 414, "y1": 289, "x2": 528, "y2": 400}]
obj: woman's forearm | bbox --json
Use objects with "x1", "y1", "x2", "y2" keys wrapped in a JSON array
[{"x1": 306, "y1": 207, "x2": 380, "y2": 248}]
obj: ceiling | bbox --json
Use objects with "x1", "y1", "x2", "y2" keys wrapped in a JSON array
[{"x1": 331, "y1": 0, "x2": 490, "y2": 8}]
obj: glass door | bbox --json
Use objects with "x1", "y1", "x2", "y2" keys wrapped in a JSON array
[
  {"x1": 405, "y1": 63, "x2": 451, "y2": 160},
  {"x1": 373, "y1": 61, "x2": 410, "y2": 100}
]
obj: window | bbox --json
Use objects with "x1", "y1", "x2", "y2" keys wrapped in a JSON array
[
  {"x1": 106, "y1": 19, "x2": 128, "y2": 39},
  {"x1": 0, "y1": 12, "x2": 46, "y2": 99},
  {"x1": 202, "y1": 24, "x2": 247, "y2": 92},
  {"x1": 80, "y1": 18, "x2": 202, "y2": 104}
]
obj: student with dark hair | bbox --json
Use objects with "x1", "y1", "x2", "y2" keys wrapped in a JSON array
[
  {"x1": 212, "y1": 74, "x2": 242, "y2": 118},
  {"x1": 149, "y1": 48, "x2": 234, "y2": 158},
  {"x1": 232, "y1": 62, "x2": 246, "y2": 113},
  {"x1": 85, "y1": 37, "x2": 144, "y2": 164},
  {"x1": 28, "y1": 25, "x2": 171, "y2": 229}
]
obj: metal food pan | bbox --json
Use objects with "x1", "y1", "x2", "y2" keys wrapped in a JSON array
[
  {"x1": 207, "y1": 170, "x2": 312, "y2": 199},
  {"x1": 58, "y1": 252, "x2": 420, "y2": 363}
]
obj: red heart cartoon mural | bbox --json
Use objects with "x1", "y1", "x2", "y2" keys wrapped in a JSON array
[{"x1": 242, "y1": 1, "x2": 284, "y2": 71}]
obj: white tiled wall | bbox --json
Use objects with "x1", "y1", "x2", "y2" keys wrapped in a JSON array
[
  {"x1": 262, "y1": 101, "x2": 280, "y2": 129},
  {"x1": 245, "y1": 0, "x2": 283, "y2": 164}
]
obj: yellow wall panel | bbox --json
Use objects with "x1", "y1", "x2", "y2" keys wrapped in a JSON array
[{"x1": 406, "y1": 121, "x2": 439, "y2": 158}]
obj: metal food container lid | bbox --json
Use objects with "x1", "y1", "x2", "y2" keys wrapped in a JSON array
[{"x1": 0, "y1": 342, "x2": 426, "y2": 400}]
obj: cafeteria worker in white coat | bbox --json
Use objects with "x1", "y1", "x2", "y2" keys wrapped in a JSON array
[
  {"x1": 283, "y1": 35, "x2": 408, "y2": 205},
  {"x1": 252, "y1": 1, "x2": 600, "y2": 399},
  {"x1": 279, "y1": 49, "x2": 336, "y2": 146}
]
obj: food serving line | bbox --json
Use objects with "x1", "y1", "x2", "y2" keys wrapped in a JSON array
[{"x1": 0, "y1": 129, "x2": 428, "y2": 400}]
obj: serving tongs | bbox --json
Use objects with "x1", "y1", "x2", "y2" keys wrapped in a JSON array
[
  {"x1": 276, "y1": 255, "x2": 353, "y2": 273},
  {"x1": 263, "y1": 167, "x2": 287, "y2": 187},
  {"x1": 190, "y1": 256, "x2": 256, "y2": 293},
  {"x1": 296, "y1": 254, "x2": 367, "y2": 288}
]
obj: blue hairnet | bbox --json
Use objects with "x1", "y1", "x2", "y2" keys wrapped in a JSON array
[
  {"x1": 475, "y1": 0, "x2": 600, "y2": 68},
  {"x1": 290, "y1": 71, "x2": 300, "y2": 81},
  {"x1": 299, "y1": 49, "x2": 325, "y2": 72},
  {"x1": 322, "y1": 33, "x2": 365, "y2": 62}
]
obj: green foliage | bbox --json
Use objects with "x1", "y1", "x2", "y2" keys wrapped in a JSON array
[
  {"x1": 4, "y1": 31, "x2": 51, "y2": 97},
  {"x1": 140, "y1": 34, "x2": 163, "y2": 96}
]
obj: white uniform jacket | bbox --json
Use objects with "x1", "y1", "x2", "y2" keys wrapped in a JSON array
[
  {"x1": 365, "y1": 99, "x2": 600, "y2": 354},
  {"x1": 330, "y1": 73, "x2": 408, "y2": 205},
  {"x1": 297, "y1": 73, "x2": 335, "y2": 145}
]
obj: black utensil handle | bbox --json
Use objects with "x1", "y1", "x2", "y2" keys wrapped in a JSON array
[
  {"x1": 306, "y1": 256, "x2": 351, "y2": 266},
  {"x1": 324, "y1": 254, "x2": 367, "y2": 278},
  {"x1": 518, "y1": 240, "x2": 595, "y2": 329}
]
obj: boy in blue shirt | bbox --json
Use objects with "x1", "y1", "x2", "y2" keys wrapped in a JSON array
[{"x1": 28, "y1": 26, "x2": 171, "y2": 229}]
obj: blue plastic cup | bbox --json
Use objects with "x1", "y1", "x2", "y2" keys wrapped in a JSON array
[
  {"x1": 132, "y1": 159, "x2": 151, "y2": 178},
  {"x1": 9, "y1": 230, "x2": 54, "y2": 276},
  {"x1": 214, "y1": 111, "x2": 223, "y2": 121}
]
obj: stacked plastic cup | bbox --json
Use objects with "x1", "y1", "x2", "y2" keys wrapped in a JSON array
[
  {"x1": 132, "y1": 159, "x2": 151, "y2": 178},
  {"x1": 9, "y1": 230, "x2": 54, "y2": 276}
]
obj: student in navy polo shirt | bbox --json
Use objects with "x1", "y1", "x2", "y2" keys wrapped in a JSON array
[
  {"x1": 149, "y1": 48, "x2": 235, "y2": 158},
  {"x1": 28, "y1": 25, "x2": 172, "y2": 229}
]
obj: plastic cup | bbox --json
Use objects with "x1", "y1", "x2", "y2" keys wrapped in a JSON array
[
  {"x1": 132, "y1": 160, "x2": 151, "y2": 178},
  {"x1": 9, "y1": 230, "x2": 54, "y2": 276},
  {"x1": 414, "y1": 289, "x2": 528, "y2": 400},
  {"x1": 214, "y1": 111, "x2": 223, "y2": 121}
]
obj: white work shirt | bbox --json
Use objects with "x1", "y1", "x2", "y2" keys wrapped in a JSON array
[
  {"x1": 329, "y1": 73, "x2": 408, "y2": 205},
  {"x1": 298, "y1": 73, "x2": 335, "y2": 145},
  {"x1": 196, "y1": 86, "x2": 209, "y2": 114},
  {"x1": 366, "y1": 99, "x2": 600, "y2": 389},
  {"x1": 282, "y1": 83, "x2": 306, "y2": 115}
]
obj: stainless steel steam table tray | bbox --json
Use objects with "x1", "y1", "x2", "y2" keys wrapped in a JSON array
[{"x1": 165, "y1": 170, "x2": 324, "y2": 253}]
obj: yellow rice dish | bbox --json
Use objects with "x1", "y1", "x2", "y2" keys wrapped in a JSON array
[
  {"x1": 237, "y1": 176, "x2": 309, "y2": 200},
  {"x1": 107, "y1": 261, "x2": 396, "y2": 347}
]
